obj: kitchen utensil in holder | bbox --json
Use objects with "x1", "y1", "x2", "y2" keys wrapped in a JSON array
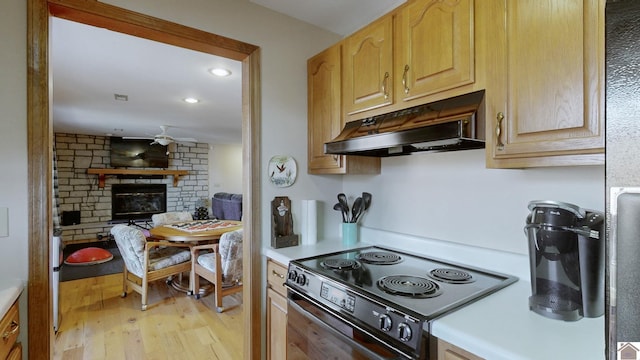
[
  {"x1": 271, "y1": 196, "x2": 299, "y2": 248},
  {"x1": 342, "y1": 223, "x2": 358, "y2": 246}
]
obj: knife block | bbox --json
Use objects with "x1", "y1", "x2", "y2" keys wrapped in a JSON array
[{"x1": 271, "y1": 196, "x2": 299, "y2": 248}]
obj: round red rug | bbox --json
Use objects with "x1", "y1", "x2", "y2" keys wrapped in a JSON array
[{"x1": 64, "y1": 247, "x2": 114, "y2": 266}]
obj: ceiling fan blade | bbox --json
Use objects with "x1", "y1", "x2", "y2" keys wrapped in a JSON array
[
  {"x1": 174, "y1": 137, "x2": 198, "y2": 143},
  {"x1": 122, "y1": 136, "x2": 155, "y2": 140}
]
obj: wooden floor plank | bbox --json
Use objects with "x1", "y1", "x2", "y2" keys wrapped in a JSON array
[{"x1": 54, "y1": 273, "x2": 244, "y2": 360}]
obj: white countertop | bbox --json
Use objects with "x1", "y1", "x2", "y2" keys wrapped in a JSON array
[
  {"x1": 263, "y1": 239, "x2": 605, "y2": 360},
  {"x1": 431, "y1": 280, "x2": 605, "y2": 360},
  {"x1": 0, "y1": 278, "x2": 24, "y2": 319},
  {"x1": 263, "y1": 240, "x2": 373, "y2": 266}
]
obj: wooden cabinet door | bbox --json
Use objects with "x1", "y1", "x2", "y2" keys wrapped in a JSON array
[
  {"x1": 487, "y1": 0, "x2": 604, "y2": 168},
  {"x1": 437, "y1": 338, "x2": 484, "y2": 360},
  {"x1": 266, "y1": 287, "x2": 288, "y2": 360},
  {"x1": 308, "y1": 44, "x2": 344, "y2": 173},
  {"x1": 397, "y1": 0, "x2": 475, "y2": 103},
  {"x1": 6, "y1": 343, "x2": 21, "y2": 360},
  {"x1": 343, "y1": 16, "x2": 394, "y2": 115},
  {"x1": 308, "y1": 44, "x2": 381, "y2": 175}
]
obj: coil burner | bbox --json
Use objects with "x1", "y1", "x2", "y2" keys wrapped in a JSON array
[
  {"x1": 428, "y1": 268, "x2": 475, "y2": 284},
  {"x1": 377, "y1": 275, "x2": 441, "y2": 298},
  {"x1": 356, "y1": 251, "x2": 403, "y2": 265},
  {"x1": 321, "y1": 258, "x2": 361, "y2": 271}
]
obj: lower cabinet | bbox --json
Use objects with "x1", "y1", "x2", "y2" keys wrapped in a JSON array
[
  {"x1": 436, "y1": 338, "x2": 484, "y2": 360},
  {"x1": 5, "y1": 343, "x2": 21, "y2": 360},
  {"x1": 0, "y1": 300, "x2": 20, "y2": 360},
  {"x1": 266, "y1": 259, "x2": 288, "y2": 360},
  {"x1": 267, "y1": 288, "x2": 287, "y2": 360}
]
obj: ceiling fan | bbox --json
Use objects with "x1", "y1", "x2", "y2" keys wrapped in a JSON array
[{"x1": 124, "y1": 125, "x2": 198, "y2": 146}]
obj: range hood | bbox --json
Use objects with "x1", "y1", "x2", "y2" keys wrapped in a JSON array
[{"x1": 324, "y1": 90, "x2": 486, "y2": 157}]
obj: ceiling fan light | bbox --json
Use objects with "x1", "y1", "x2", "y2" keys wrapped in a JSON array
[
  {"x1": 155, "y1": 138, "x2": 172, "y2": 146},
  {"x1": 209, "y1": 68, "x2": 231, "y2": 77}
]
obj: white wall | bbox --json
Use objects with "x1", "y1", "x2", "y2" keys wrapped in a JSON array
[
  {"x1": 208, "y1": 143, "x2": 243, "y2": 195},
  {"x1": 343, "y1": 150, "x2": 605, "y2": 255},
  {"x1": 0, "y1": 0, "x2": 29, "y2": 350}
]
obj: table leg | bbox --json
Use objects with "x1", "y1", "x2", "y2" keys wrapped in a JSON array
[{"x1": 168, "y1": 272, "x2": 213, "y2": 295}]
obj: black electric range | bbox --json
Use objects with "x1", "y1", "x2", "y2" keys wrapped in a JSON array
[{"x1": 285, "y1": 246, "x2": 518, "y2": 359}]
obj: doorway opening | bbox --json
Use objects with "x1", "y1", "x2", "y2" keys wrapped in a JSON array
[{"x1": 27, "y1": 1, "x2": 261, "y2": 358}]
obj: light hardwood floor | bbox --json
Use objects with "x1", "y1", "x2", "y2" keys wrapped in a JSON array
[{"x1": 54, "y1": 273, "x2": 244, "y2": 359}]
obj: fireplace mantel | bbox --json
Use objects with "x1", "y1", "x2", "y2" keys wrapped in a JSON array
[{"x1": 87, "y1": 168, "x2": 188, "y2": 188}]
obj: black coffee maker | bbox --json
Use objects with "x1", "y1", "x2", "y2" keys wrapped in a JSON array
[{"x1": 525, "y1": 200, "x2": 605, "y2": 321}]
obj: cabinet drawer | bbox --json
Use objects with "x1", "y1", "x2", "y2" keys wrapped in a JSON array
[
  {"x1": 437, "y1": 338, "x2": 484, "y2": 360},
  {"x1": 6, "y1": 343, "x2": 21, "y2": 360},
  {"x1": 267, "y1": 259, "x2": 288, "y2": 297},
  {"x1": 0, "y1": 301, "x2": 19, "y2": 360}
]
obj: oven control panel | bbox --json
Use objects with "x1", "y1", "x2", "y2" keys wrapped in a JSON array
[
  {"x1": 320, "y1": 282, "x2": 356, "y2": 312},
  {"x1": 355, "y1": 298, "x2": 421, "y2": 348}
]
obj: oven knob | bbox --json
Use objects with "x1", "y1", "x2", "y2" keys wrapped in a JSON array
[
  {"x1": 288, "y1": 270, "x2": 298, "y2": 281},
  {"x1": 379, "y1": 314, "x2": 392, "y2": 332},
  {"x1": 397, "y1": 323, "x2": 412, "y2": 342},
  {"x1": 296, "y1": 273, "x2": 307, "y2": 286}
]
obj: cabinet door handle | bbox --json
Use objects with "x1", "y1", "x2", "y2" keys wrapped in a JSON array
[
  {"x1": 382, "y1": 72, "x2": 389, "y2": 99},
  {"x1": 272, "y1": 270, "x2": 285, "y2": 279},
  {"x1": 402, "y1": 65, "x2": 410, "y2": 94},
  {"x1": 495, "y1": 112, "x2": 505, "y2": 151},
  {"x1": 3, "y1": 321, "x2": 19, "y2": 340}
]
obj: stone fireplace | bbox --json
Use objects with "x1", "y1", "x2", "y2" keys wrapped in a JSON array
[
  {"x1": 111, "y1": 184, "x2": 167, "y2": 221},
  {"x1": 55, "y1": 133, "x2": 210, "y2": 244}
]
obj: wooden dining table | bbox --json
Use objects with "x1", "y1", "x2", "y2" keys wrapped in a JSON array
[
  {"x1": 148, "y1": 219, "x2": 242, "y2": 293},
  {"x1": 148, "y1": 219, "x2": 242, "y2": 242}
]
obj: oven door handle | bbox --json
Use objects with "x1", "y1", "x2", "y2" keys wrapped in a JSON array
[{"x1": 287, "y1": 287, "x2": 412, "y2": 360}]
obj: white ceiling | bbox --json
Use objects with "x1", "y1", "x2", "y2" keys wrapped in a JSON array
[
  {"x1": 51, "y1": 17, "x2": 243, "y2": 145},
  {"x1": 250, "y1": 0, "x2": 405, "y2": 37},
  {"x1": 52, "y1": 1, "x2": 405, "y2": 145}
]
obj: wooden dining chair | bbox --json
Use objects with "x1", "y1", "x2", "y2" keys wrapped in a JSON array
[
  {"x1": 190, "y1": 228, "x2": 243, "y2": 312},
  {"x1": 110, "y1": 224, "x2": 192, "y2": 310}
]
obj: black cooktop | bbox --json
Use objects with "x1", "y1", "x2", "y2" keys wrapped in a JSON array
[{"x1": 291, "y1": 246, "x2": 518, "y2": 320}]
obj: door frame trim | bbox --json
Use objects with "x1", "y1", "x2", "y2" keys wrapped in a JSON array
[{"x1": 27, "y1": 1, "x2": 261, "y2": 358}]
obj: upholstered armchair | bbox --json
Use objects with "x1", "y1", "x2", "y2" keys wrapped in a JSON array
[
  {"x1": 211, "y1": 193, "x2": 242, "y2": 221},
  {"x1": 190, "y1": 228, "x2": 243, "y2": 312},
  {"x1": 151, "y1": 211, "x2": 193, "y2": 227},
  {"x1": 110, "y1": 224, "x2": 192, "y2": 311}
]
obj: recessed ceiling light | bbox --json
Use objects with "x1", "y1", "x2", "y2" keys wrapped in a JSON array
[
  {"x1": 209, "y1": 68, "x2": 232, "y2": 77},
  {"x1": 184, "y1": 97, "x2": 200, "y2": 104}
]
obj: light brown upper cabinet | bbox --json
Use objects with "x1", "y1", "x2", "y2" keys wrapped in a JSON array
[
  {"x1": 343, "y1": 0, "x2": 475, "y2": 120},
  {"x1": 485, "y1": 0, "x2": 605, "y2": 168},
  {"x1": 343, "y1": 16, "x2": 394, "y2": 116},
  {"x1": 396, "y1": 0, "x2": 475, "y2": 103},
  {"x1": 307, "y1": 44, "x2": 381, "y2": 174}
]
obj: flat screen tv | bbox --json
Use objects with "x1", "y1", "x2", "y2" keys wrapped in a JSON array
[{"x1": 110, "y1": 137, "x2": 169, "y2": 168}]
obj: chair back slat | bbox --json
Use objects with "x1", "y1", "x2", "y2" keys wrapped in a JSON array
[
  {"x1": 218, "y1": 229, "x2": 243, "y2": 286},
  {"x1": 110, "y1": 224, "x2": 147, "y2": 277}
]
